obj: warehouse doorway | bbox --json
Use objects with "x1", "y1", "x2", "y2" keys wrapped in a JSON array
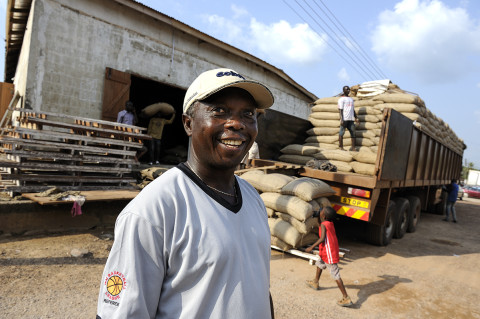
[
  {"x1": 101, "y1": 67, "x2": 188, "y2": 164},
  {"x1": 129, "y1": 74, "x2": 188, "y2": 164}
]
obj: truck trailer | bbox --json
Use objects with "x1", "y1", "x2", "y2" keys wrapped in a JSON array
[{"x1": 254, "y1": 108, "x2": 463, "y2": 246}]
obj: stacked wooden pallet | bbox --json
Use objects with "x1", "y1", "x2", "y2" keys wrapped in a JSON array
[{"x1": 0, "y1": 108, "x2": 150, "y2": 193}]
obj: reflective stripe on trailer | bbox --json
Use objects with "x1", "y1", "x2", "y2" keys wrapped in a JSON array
[{"x1": 332, "y1": 204, "x2": 370, "y2": 221}]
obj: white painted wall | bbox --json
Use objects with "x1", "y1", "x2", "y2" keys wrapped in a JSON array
[
  {"x1": 467, "y1": 170, "x2": 480, "y2": 186},
  {"x1": 15, "y1": 0, "x2": 312, "y2": 120}
]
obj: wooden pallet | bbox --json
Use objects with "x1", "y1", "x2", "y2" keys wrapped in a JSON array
[{"x1": 0, "y1": 108, "x2": 149, "y2": 194}]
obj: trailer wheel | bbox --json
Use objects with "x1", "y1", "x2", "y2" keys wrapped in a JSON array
[
  {"x1": 392, "y1": 198, "x2": 409, "y2": 239},
  {"x1": 434, "y1": 191, "x2": 447, "y2": 215},
  {"x1": 366, "y1": 200, "x2": 396, "y2": 246},
  {"x1": 406, "y1": 196, "x2": 421, "y2": 233}
]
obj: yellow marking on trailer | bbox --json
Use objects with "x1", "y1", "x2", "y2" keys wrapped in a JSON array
[{"x1": 340, "y1": 196, "x2": 369, "y2": 209}]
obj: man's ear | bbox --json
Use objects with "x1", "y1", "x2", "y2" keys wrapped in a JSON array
[{"x1": 182, "y1": 113, "x2": 193, "y2": 137}]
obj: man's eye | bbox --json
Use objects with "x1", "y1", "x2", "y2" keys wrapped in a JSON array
[
  {"x1": 244, "y1": 110, "x2": 255, "y2": 117},
  {"x1": 212, "y1": 107, "x2": 226, "y2": 114}
]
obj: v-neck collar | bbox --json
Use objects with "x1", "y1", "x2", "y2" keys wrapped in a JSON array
[{"x1": 177, "y1": 162, "x2": 243, "y2": 213}]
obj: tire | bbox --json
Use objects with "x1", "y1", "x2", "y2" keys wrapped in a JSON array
[
  {"x1": 406, "y1": 196, "x2": 421, "y2": 233},
  {"x1": 366, "y1": 200, "x2": 397, "y2": 246},
  {"x1": 434, "y1": 191, "x2": 447, "y2": 215},
  {"x1": 392, "y1": 197, "x2": 409, "y2": 239}
]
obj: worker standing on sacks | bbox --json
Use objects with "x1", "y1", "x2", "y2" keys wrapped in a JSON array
[{"x1": 338, "y1": 86, "x2": 359, "y2": 151}]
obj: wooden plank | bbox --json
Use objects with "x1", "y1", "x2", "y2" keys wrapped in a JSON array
[
  {"x1": 12, "y1": 107, "x2": 147, "y2": 132},
  {"x1": 22, "y1": 189, "x2": 140, "y2": 205},
  {"x1": 11, "y1": 127, "x2": 145, "y2": 149},
  {"x1": 23, "y1": 116, "x2": 151, "y2": 140},
  {"x1": 235, "y1": 165, "x2": 277, "y2": 174},
  {"x1": 1, "y1": 174, "x2": 136, "y2": 183},
  {"x1": 0, "y1": 136, "x2": 137, "y2": 156},
  {"x1": 1, "y1": 149, "x2": 137, "y2": 164},
  {"x1": 3, "y1": 185, "x2": 137, "y2": 193},
  {"x1": 270, "y1": 246, "x2": 345, "y2": 263},
  {"x1": 0, "y1": 161, "x2": 132, "y2": 173}
]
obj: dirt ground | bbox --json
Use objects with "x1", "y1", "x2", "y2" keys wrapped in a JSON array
[{"x1": 1, "y1": 198, "x2": 479, "y2": 319}]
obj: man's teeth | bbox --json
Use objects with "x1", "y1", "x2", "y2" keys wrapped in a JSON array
[{"x1": 222, "y1": 139, "x2": 243, "y2": 146}]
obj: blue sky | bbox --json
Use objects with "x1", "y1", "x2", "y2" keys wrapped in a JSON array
[{"x1": 1, "y1": 0, "x2": 480, "y2": 167}]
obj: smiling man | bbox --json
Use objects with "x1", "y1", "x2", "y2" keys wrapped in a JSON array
[{"x1": 97, "y1": 68, "x2": 275, "y2": 318}]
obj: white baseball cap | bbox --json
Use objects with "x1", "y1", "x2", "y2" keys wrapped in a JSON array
[{"x1": 183, "y1": 68, "x2": 274, "y2": 113}]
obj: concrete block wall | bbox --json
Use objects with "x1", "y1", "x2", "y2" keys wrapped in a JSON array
[{"x1": 16, "y1": 0, "x2": 312, "y2": 121}]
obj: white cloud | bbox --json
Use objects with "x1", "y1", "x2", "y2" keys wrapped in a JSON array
[
  {"x1": 231, "y1": 4, "x2": 248, "y2": 19},
  {"x1": 477, "y1": 82, "x2": 480, "y2": 89},
  {"x1": 205, "y1": 14, "x2": 243, "y2": 40},
  {"x1": 371, "y1": 0, "x2": 480, "y2": 83},
  {"x1": 249, "y1": 18, "x2": 328, "y2": 65},
  {"x1": 338, "y1": 68, "x2": 350, "y2": 81},
  {"x1": 203, "y1": 7, "x2": 328, "y2": 65}
]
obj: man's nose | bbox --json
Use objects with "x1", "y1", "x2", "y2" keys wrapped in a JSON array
[{"x1": 224, "y1": 113, "x2": 247, "y2": 130}]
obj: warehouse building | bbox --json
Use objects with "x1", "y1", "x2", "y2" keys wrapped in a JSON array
[{"x1": 4, "y1": 0, "x2": 317, "y2": 159}]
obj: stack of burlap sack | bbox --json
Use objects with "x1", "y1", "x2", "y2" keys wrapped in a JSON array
[
  {"x1": 278, "y1": 84, "x2": 464, "y2": 176},
  {"x1": 240, "y1": 170, "x2": 335, "y2": 251}
]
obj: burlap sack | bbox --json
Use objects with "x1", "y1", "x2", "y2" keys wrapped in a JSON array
[
  {"x1": 241, "y1": 173, "x2": 294, "y2": 193},
  {"x1": 280, "y1": 144, "x2": 320, "y2": 156},
  {"x1": 352, "y1": 151, "x2": 377, "y2": 164},
  {"x1": 354, "y1": 99, "x2": 384, "y2": 107},
  {"x1": 338, "y1": 137, "x2": 375, "y2": 147},
  {"x1": 358, "y1": 114, "x2": 381, "y2": 122},
  {"x1": 298, "y1": 232, "x2": 320, "y2": 246},
  {"x1": 309, "y1": 199, "x2": 321, "y2": 213},
  {"x1": 309, "y1": 118, "x2": 340, "y2": 128},
  {"x1": 315, "y1": 197, "x2": 332, "y2": 210},
  {"x1": 313, "y1": 149, "x2": 353, "y2": 162},
  {"x1": 268, "y1": 218, "x2": 302, "y2": 247},
  {"x1": 377, "y1": 103, "x2": 424, "y2": 114},
  {"x1": 281, "y1": 177, "x2": 335, "y2": 201},
  {"x1": 307, "y1": 127, "x2": 339, "y2": 136},
  {"x1": 311, "y1": 104, "x2": 338, "y2": 112},
  {"x1": 351, "y1": 161, "x2": 376, "y2": 175},
  {"x1": 310, "y1": 112, "x2": 340, "y2": 120},
  {"x1": 271, "y1": 235, "x2": 292, "y2": 251},
  {"x1": 261, "y1": 193, "x2": 314, "y2": 221},
  {"x1": 303, "y1": 143, "x2": 339, "y2": 150},
  {"x1": 356, "y1": 122, "x2": 382, "y2": 130},
  {"x1": 314, "y1": 97, "x2": 340, "y2": 104},
  {"x1": 342, "y1": 129, "x2": 376, "y2": 139},
  {"x1": 142, "y1": 102, "x2": 175, "y2": 117},
  {"x1": 372, "y1": 93, "x2": 425, "y2": 107},
  {"x1": 305, "y1": 135, "x2": 338, "y2": 144},
  {"x1": 401, "y1": 112, "x2": 422, "y2": 122},
  {"x1": 355, "y1": 146, "x2": 374, "y2": 153},
  {"x1": 140, "y1": 167, "x2": 170, "y2": 181},
  {"x1": 355, "y1": 106, "x2": 382, "y2": 115},
  {"x1": 276, "y1": 212, "x2": 319, "y2": 235},
  {"x1": 266, "y1": 207, "x2": 276, "y2": 218},
  {"x1": 278, "y1": 154, "x2": 314, "y2": 165},
  {"x1": 370, "y1": 146, "x2": 378, "y2": 153},
  {"x1": 329, "y1": 160, "x2": 353, "y2": 172}
]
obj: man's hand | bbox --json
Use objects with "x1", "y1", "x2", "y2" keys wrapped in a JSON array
[
  {"x1": 305, "y1": 246, "x2": 314, "y2": 253},
  {"x1": 355, "y1": 117, "x2": 359, "y2": 124}
]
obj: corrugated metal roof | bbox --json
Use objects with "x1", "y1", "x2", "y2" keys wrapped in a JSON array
[
  {"x1": 4, "y1": 0, "x2": 32, "y2": 83},
  {"x1": 3, "y1": 0, "x2": 317, "y2": 101}
]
